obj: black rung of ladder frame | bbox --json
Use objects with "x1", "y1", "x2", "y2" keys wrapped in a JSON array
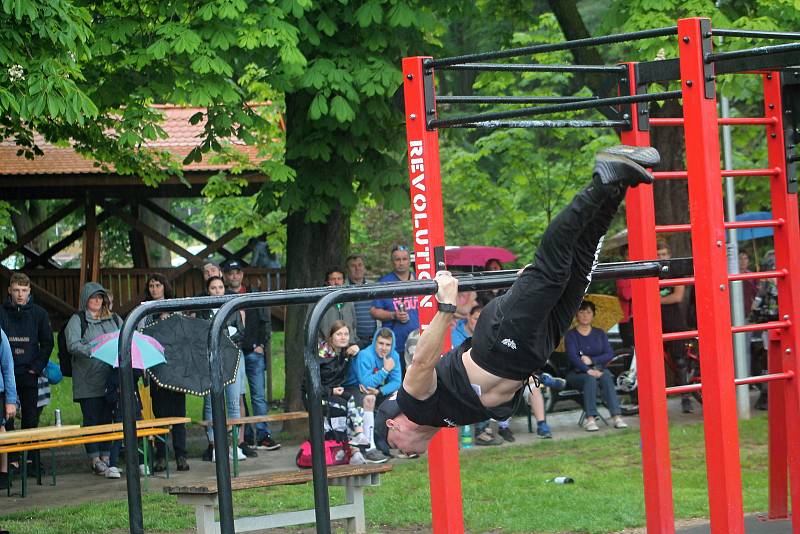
[
  {"x1": 446, "y1": 63, "x2": 628, "y2": 73},
  {"x1": 451, "y1": 119, "x2": 629, "y2": 129},
  {"x1": 426, "y1": 26, "x2": 678, "y2": 69},
  {"x1": 706, "y1": 42, "x2": 800, "y2": 64},
  {"x1": 712, "y1": 28, "x2": 800, "y2": 40},
  {"x1": 429, "y1": 90, "x2": 683, "y2": 129},
  {"x1": 437, "y1": 95, "x2": 601, "y2": 105}
]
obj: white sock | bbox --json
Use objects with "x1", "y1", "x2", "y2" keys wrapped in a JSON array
[{"x1": 363, "y1": 411, "x2": 375, "y2": 449}]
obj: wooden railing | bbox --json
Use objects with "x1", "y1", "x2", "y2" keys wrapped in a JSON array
[{"x1": 15, "y1": 267, "x2": 285, "y2": 327}]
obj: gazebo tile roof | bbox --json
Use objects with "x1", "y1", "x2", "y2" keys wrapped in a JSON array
[{"x1": 0, "y1": 105, "x2": 267, "y2": 176}]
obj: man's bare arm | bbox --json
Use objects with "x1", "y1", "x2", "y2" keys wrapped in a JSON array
[{"x1": 402, "y1": 272, "x2": 458, "y2": 400}]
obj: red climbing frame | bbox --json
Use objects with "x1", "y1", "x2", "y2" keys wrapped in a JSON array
[{"x1": 402, "y1": 16, "x2": 800, "y2": 534}]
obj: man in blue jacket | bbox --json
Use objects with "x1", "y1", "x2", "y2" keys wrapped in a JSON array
[
  {"x1": 0, "y1": 327, "x2": 18, "y2": 489},
  {"x1": 0, "y1": 273, "x2": 53, "y2": 435}
]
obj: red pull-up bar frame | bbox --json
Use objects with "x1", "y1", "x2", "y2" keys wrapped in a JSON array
[{"x1": 401, "y1": 15, "x2": 800, "y2": 534}]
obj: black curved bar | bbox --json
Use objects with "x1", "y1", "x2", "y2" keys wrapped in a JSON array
[
  {"x1": 705, "y1": 42, "x2": 800, "y2": 64},
  {"x1": 429, "y1": 90, "x2": 683, "y2": 129},
  {"x1": 437, "y1": 95, "x2": 600, "y2": 104},
  {"x1": 452, "y1": 119, "x2": 629, "y2": 129},
  {"x1": 712, "y1": 28, "x2": 800, "y2": 40},
  {"x1": 207, "y1": 286, "x2": 333, "y2": 534},
  {"x1": 118, "y1": 294, "x2": 238, "y2": 534},
  {"x1": 426, "y1": 27, "x2": 678, "y2": 69},
  {"x1": 446, "y1": 63, "x2": 628, "y2": 73}
]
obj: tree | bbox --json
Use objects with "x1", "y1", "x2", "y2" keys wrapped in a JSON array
[{"x1": 257, "y1": 1, "x2": 451, "y2": 410}]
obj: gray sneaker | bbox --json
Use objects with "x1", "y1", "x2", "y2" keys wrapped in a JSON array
[
  {"x1": 93, "y1": 460, "x2": 109, "y2": 476},
  {"x1": 364, "y1": 449, "x2": 389, "y2": 464},
  {"x1": 349, "y1": 451, "x2": 366, "y2": 465}
]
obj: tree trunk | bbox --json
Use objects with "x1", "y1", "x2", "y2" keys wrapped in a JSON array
[
  {"x1": 546, "y1": 0, "x2": 607, "y2": 95},
  {"x1": 283, "y1": 205, "x2": 351, "y2": 411},
  {"x1": 11, "y1": 200, "x2": 47, "y2": 256},
  {"x1": 140, "y1": 198, "x2": 172, "y2": 267}
]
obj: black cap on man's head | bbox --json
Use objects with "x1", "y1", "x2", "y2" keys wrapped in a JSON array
[
  {"x1": 373, "y1": 398, "x2": 402, "y2": 454},
  {"x1": 222, "y1": 259, "x2": 243, "y2": 272}
]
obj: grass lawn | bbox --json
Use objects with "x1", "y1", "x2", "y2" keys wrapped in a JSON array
[
  {"x1": 0, "y1": 415, "x2": 772, "y2": 534},
  {"x1": 43, "y1": 332, "x2": 287, "y2": 427}
]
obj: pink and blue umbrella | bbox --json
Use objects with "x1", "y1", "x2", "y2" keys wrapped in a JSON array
[{"x1": 90, "y1": 331, "x2": 166, "y2": 370}]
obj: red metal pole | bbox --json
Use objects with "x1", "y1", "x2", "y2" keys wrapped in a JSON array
[
  {"x1": 619, "y1": 62, "x2": 676, "y2": 534},
  {"x1": 767, "y1": 330, "x2": 788, "y2": 518},
  {"x1": 678, "y1": 17, "x2": 744, "y2": 534},
  {"x1": 401, "y1": 56, "x2": 464, "y2": 534},
  {"x1": 762, "y1": 71, "x2": 800, "y2": 530}
]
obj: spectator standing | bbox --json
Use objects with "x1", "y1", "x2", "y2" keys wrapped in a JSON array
[
  {"x1": 656, "y1": 240, "x2": 693, "y2": 414},
  {"x1": 738, "y1": 251, "x2": 758, "y2": 316},
  {"x1": 346, "y1": 254, "x2": 378, "y2": 347},
  {"x1": 0, "y1": 328, "x2": 18, "y2": 489},
  {"x1": 371, "y1": 245, "x2": 419, "y2": 370},
  {"x1": 65, "y1": 282, "x2": 119, "y2": 476},
  {"x1": 319, "y1": 267, "x2": 358, "y2": 343},
  {"x1": 565, "y1": 300, "x2": 628, "y2": 432},
  {"x1": 616, "y1": 246, "x2": 635, "y2": 348},
  {"x1": 0, "y1": 273, "x2": 53, "y2": 438},
  {"x1": 141, "y1": 273, "x2": 190, "y2": 472},
  {"x1": 222, "y1": 260, "x2": 280, "y2": 451},
  {"x1": 476, "y1": 259, "x2": 507, "y2": 307},
  {"x1": 248, "y1": 238, "x2": 281, "y2": 269}
]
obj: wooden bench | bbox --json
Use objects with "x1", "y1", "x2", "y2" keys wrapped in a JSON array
[
  {"x1": 0, "y1": 416, "x2": 190, "y2": 496},
  {"x1": 199, "y1": 411, "x2": 308, "y2": 477},
  {"x1": 165, "y1": 463, "x2": 392, "y2": 534}
]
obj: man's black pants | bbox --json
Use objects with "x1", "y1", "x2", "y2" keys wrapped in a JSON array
[
  {"x1": 150, "y1": 384, "x2": 187, "y2": 460},
  {"x1": 472, "y1": 182, "x2": 625, "y2": 380}
]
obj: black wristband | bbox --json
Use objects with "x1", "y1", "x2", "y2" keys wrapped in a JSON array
[{"x1": 436, "y1": 301, "x2": 457, "y2": 314}]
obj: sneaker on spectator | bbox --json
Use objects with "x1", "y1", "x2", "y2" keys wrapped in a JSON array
[
  {"x1": 681, "y1": 396, "x2": 694, "y2": 414},
  {"x1": 153, "y1": 457, "x2": 166, "y2": 473},
  {"x1": 105, "y1": 466, "x2": 121, "y2": 479},
  {"x1": 239, "y1": 444, "x2": 258, "y2": 458},
  {"x1": 139, "y1": 464, "x2": 148, "y2": 476},
  {"x1": 498, "y1": 427, "x2": 515, "y2": 442},
  {"x1": 212, "y1": 447, "x2": 246, "y2": 462},
  {"x1": 536, "y1": 421, "x2": 552, "y2": 439},
  {"x1": 613, "y1": 416, "x2": 628, "y2": 429},
  {"x1": 93, "y1": 460, "x2": 109, "y2": 476},
  {"x1": 202, "y1": 445, "x2": 213, "y2": 462},
  {"x1": 540, "y1": 372, "x2": 567, "y2": 390},
  {"x1": 176, "y1": 456, "x2": 190, "y2": 471},
  {"x1": 584, "y1": 419, "x2": 600, "y2": 432},
  {"x1": 364, "y1": 449, "x2": 389, "y2": 464},
  {"x1": 257, "y1": 435, "x2": 282, "y2": 451},
  {"x1": 396, "y1": 451, "x2": 419, "y2": 459},
  {"x1": 348, "y1": 432, "x2": 370, "y2": 447},
  {"x1": 349, "y1": 451, "x2": 366, "y2": 465}
]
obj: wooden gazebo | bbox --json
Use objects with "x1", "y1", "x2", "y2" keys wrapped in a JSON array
[{"x1": 0, "y1": 105, "x2": 284, "y2": 326}]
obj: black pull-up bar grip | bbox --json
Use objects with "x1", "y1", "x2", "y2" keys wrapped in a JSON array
[
  {"x1": 436, "y1": 95, "x2": 601, "y2": 105},
  {"x1": 446, "y1": 63, "x2": 628, "y2": 74},
  {"x1": 425, "y1": 26, "x2": 678, "y2": 69},
  {"x1": 429, "y1": 90, "x2": 683, "y2": 129},
  {"x1": 706, "y1": 42, "x2": 800, "y2": 64}
]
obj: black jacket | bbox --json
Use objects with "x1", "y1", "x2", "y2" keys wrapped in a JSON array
[
  {"x1": 0, "y1": 296, "x2": 54, "y2": 375},
  {"x1": 233, "y1": 287, "x2": 269, "y2": 354}
]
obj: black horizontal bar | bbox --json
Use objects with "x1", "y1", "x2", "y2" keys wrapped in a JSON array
[
  {"x1": 447, "y1": 63, "x2": 627, "y2": 73},
  {"x1": 636, "y1": 49, "x2": 800, "y2": 85},
  {"x1": 427, "y1": 26, "x2": 678, "y2": 69},
  {"x1": 706, "y1": 42, "x2": 800, "y2": 64},
  {"x1": 437, "y1": 95, "x2": 600, "y2": 104},
  {"x1": 452, "y1": 119, "x2": 629, "y2": 129},
  {"x1": 429, "y1": 90, "x2": 682, "y2": 129},
  {"x1": 713, "y1": 28, "x2": 800, "y2": 40}
]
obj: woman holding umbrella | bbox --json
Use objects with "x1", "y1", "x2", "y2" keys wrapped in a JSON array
[
  {"x1": 141, "y1": 273, "x2": 190, "y2": 472},
  {"x1": 65, "y1": 282, "x2": 122, "y2": 476}
]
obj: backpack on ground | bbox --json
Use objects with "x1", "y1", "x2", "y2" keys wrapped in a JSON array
[
  {"x1": 57, "y1": 313, "x2": 122, "y2": 377},
  {"x1": 295, "y1": 439, "x2": 351, "y2": 468}
]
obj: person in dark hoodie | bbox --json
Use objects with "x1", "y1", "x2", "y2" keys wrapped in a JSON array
[
  {"x1": 0, "y1": 273, "x2": 53, "y2": 439},
  {"x1": 65, "y1": 281, "x2": 121, "y2": 476}
]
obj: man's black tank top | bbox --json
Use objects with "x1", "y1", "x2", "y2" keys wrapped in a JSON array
[{"x1": 396, "y1": 340, "x2": 521, "y2": 427}]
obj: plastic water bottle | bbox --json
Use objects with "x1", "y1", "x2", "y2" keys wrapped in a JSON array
[
  {"x1": 54, "y1": 409, "x2": 61, "y2": 427},
  {"x1": 460, "y1": 425, "x2": 473, "y2": 449},
  {"x1": 546, "y1": 476, "x2": 574, "y2": 484}
]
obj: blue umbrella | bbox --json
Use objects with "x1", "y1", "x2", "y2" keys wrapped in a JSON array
[{"x1": 735, "y1": 211, "x2": 774, "y2": 241}]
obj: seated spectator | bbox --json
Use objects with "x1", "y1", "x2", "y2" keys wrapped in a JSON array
[
  {"x1": 349, "y1": 328, "x2": 400, "y2": 464},
  {"x1": 564, "y1": 300, "x2": 627, "y2": 432},
  {"x1": 451, "y1": 304, "x2": 481, "y2": 347},
  {"x1": 0, "y1": 328, "x2": 17, "y2": 489},
  {"x1": 522, "y1": 374, "x2": 565, "y2": 438},
  {"x1": 65, "y1": 282, "x2": 120, "y2": 476},
  {"x1": 309, "y1": 321, "x2": 366, "y2": 464}
]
